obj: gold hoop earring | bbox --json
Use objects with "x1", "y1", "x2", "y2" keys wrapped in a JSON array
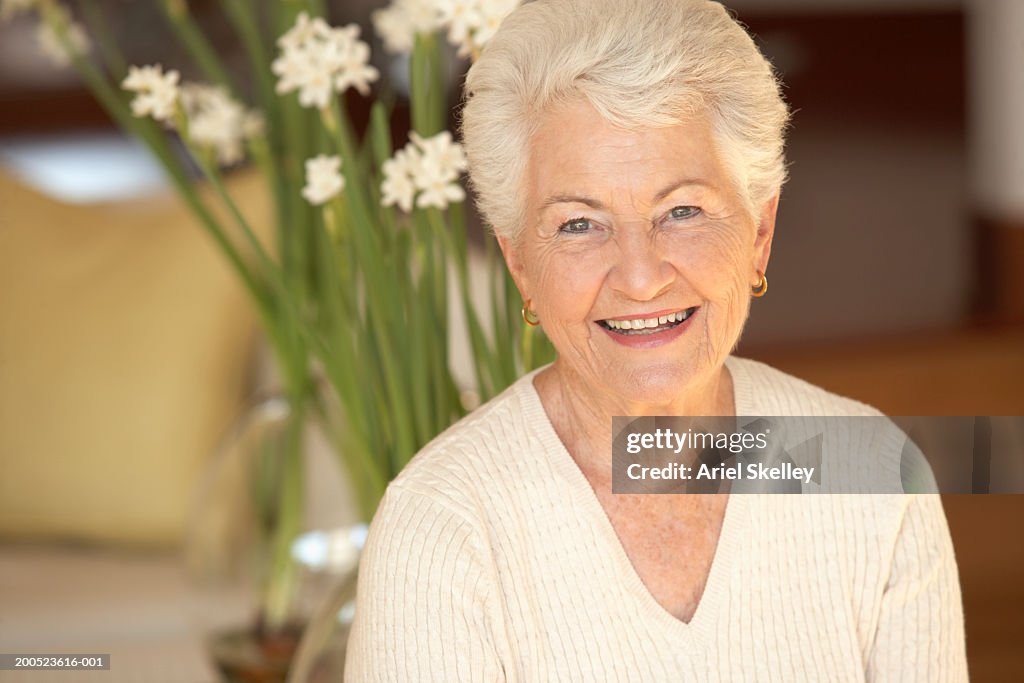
[
  {"x1": 522, "y1": 299, "x2": 540, "y2": 326},
  {"x1": 751, "y1": 271, "x2": 768, "y2": 297}
]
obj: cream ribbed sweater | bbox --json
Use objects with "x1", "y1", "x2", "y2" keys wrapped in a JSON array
[{"x1": 345, "y1": 356, "x2": 968, "y2": 681}]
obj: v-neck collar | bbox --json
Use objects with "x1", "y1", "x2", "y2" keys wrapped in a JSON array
[{"x1": 514, "y1": 357, "x2": 754, "y2": 647}]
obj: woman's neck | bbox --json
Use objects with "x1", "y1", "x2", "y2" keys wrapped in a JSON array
[{"x1": 533, "y1": 359, "x2": 735, "y2": 480}]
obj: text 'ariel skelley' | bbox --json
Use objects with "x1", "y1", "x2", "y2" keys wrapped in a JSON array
[
  {"x1": 622, "y1": 427, "x2": 815, "y2": 485},
  {"x1": 625, "y1": 461, "x2": 815, "y2": 485}
]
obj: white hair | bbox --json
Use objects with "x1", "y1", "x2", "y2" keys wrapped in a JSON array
[{"x1": 461, "y1": 0, "x2": 791, "y2": 240}]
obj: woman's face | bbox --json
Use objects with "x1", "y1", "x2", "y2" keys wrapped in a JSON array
[{"x1": 500, "y1": 99, "x2": 777, "y2": 408}]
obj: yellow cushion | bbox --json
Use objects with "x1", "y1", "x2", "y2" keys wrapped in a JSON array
[{"x1": 0, "y1": 168, "x2": 270, "y2": 546}]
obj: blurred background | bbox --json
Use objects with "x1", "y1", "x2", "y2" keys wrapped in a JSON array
[{"x1": 0, "y1": 0, "x2": 1021, "y2": 681}]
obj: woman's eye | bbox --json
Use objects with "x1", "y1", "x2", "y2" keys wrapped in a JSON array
[
  {"x1": 669, "y1": 205, "x2": 702, "y2": 220},
  {"x1": 558, "y1": 217, "x2": 592, "y2": 234}
]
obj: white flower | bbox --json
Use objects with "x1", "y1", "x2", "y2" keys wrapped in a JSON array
[
  {"x1": 472, "y1": 0, "x2": 519, "y2": 49},
  {"x1": 302, "y1": 154, "x2": 345, "y2": 205},
  {"x1": 381, "y1": 146, "x2": 421, "y2": 213},
  {"x1": 415, "y1": 163, "x2": 466, "y2": 209},
  {"x1": 0, "y1": 0, "x2": 36, "y2": 22},
  {"x1": 35, "y1": 10, "x2": 91, "y2": 67},
  {"x1": 410, "y1": 131, "x2": 467, "y2": 176},
  {"x1": 272, "y1": 46, "x2": 335, "y2": 109},
  {"x1": 273, "y1": 12, "x2": 379, "y2": 109},
  {"x1": 381, "y1": 130, "x2": 467, "y2": 212},
  {"x1": 333, "y1": 37, "x2": 380, "y2": 96},
  {"x1": 122, "y1": 64, "x2": 181, "y2": 123},
  {"x1": 180, "y1": 83, "x2": 259, "y2": 166},
  {"x1": 276, "y1": 11, "x2": 332, "y2": 52},
  {"x1": 434, "y1": 0, "x2": 519, "y2": 58},
  {"x1": 372, "y1": 0, "x2": 440, "y2": 55},
  {"x1": 435, "y1": 0, "x2": 482, "y2": 56}
]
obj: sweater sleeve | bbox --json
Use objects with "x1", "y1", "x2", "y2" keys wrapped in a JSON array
[
  {"x1": 866, "y1": 495, "x2": 968, "y2": 682},
  {"x1": 344, "y1": 483, "x2": 507, "y2": 682}
]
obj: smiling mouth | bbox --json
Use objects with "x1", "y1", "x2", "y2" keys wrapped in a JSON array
[{"x1": 597, "y1": 307, "x2": 698, "y2": 335}]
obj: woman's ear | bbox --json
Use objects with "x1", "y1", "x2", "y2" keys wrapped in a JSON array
[
  {"x1": 497, "y1": 234, "x2": 530, "y2": 300},
  {"x1": 754, "y1": 194, "x2": 779, "y2": 274}
]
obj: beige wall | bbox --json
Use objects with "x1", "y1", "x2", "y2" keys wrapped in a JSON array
[{"x1": 0, "y1": 169, "x2": 268, "y2": 546}]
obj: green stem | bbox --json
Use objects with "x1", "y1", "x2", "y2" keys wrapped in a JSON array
[
  {"x1": 219, "y1": 0, "x2": 289, "y2": 236},
  {"x1": 157, "y1": 0, "x2": 238, "y2": 98},
  {"x1": 220, "y1": 0, "x2": 274, "y2": 105},
  {"x1": 262, "y1": 377, "x2": 308, "y2": 632},
  {"x1": 80, "y1": 0, "x2": 127, "y2": 78},
  {"x1": 410, "y1": 33, "x2": 446, "y2": 136},
  {"x1": 431, "y1": 207, "x2": 497, "y2": 398},
  {"x1": 177, "y1": 119, "x2": 290, "y2": 308},
  {"x1": 322, "y1": 100, "x2": 417, "y2": 463}
]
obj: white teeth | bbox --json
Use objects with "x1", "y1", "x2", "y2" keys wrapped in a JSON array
[{"x1": 604, "y1": 309, "x2": 695, "y2": 332}]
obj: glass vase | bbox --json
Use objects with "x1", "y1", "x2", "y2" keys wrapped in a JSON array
[{"x1": 184, "y1": 389, "x2": 364, "y2": 682}]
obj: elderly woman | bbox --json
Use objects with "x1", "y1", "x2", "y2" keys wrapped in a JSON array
[{"x1": 346, "y1": 0, "x2": 967, "y2": 680}]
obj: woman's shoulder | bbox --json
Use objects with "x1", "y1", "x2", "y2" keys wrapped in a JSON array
[
  {"x1": 386, "y1": 370, "x2": 544, "y2": 513},
  {"x1": 727, "y1": 356, "x2": 943, "y2": 493},
  {"x1": 726, "y1": 355, "x2": 883, "y2": 417}
]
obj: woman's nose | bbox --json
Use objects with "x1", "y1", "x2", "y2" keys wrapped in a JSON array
[{"x1": 607, "y1": 231, "x2": 675, "y2": 302}]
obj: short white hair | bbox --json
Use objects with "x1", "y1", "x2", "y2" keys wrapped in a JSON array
[{"x1": 461, "y1": 0, "x2": 791, "y2": 240}]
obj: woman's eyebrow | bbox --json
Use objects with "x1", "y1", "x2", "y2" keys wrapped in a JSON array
[
  {"x1": 541, "y1": 193, "x2": 605, "y2": 210},
  {"x1": 653, "y1": 178, "x2": 711, "y2": 202},
  {"x1": 541, "y1": 178, "x2": 711, "y2": 210}
]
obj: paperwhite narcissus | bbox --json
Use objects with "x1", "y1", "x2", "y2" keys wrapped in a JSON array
[
  {"x1": 434, "y1": 0, "x2": 520, "y2": 57},
  {"x1": 381, "y1": 147, "x2": 423, "y2": 213},
  {"x1": 302, "y1": 154, "x2": 346, "y2": 206},
  {"x1": 122, "y1": 64, "x2": 181, "y2": 123},
  {"x1": 381, "y1": 131, "x2": 469, "y2": 212},
  {"x1": 180, "y1": 84, "x2": 258, "y2": 166},
  {"x1": 34, "y1": 4, "x2": 90, "y2": 66},
  {"x1": 273, "y1": 12, "x2": 380, "y2": 109},
  {"x1": 371, "y1": 0, "x2": 521, "y2": 59},
  {"x1": 372, "y1": 0, "x2": 441, "y2": 55}
]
